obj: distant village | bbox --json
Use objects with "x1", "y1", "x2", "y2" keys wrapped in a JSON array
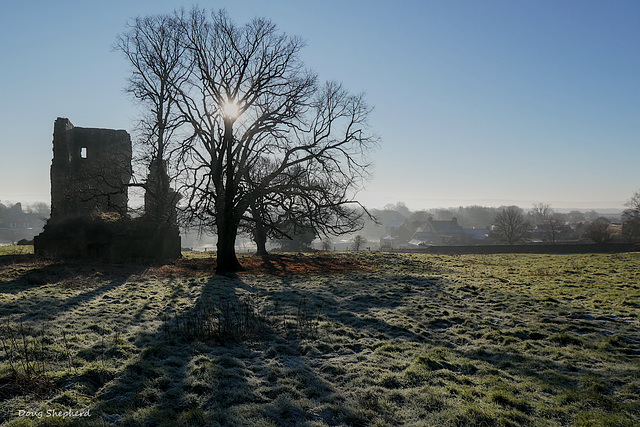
[
  {"x1": 1, "y1": 199, "x2": 629, "y2": 252},
  {"x1": 381, "y1": 216, "x2": 490, "y2": 249},
  {"x1": 0, "y1": 202, "x2": 49, "y2": 245},
  {"x1": 379, "y1": 215, "x2": 615, "y2": 250},
  {"x1": 355, "y1": 203, "x2": 628, "y2": 251}
]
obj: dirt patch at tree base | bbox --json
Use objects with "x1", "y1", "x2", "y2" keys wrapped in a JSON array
[{"x1": 152, "y1": 253, "x2": 374, "y2": 277}]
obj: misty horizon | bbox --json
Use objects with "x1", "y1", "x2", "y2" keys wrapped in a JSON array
[{"x1": 0, "y1": 194, "x2": 627, "y2": 214}]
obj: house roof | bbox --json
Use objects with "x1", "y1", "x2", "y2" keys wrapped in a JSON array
[
  {"x1": 411, "y1": 232, "x2": 433, "y2": 241},
  {"x1": 386, "y1": 220, "x2": 406, "y2": 228},
  {"x1": 463, "y1": 228, "x2": 489, "y2": 239},
  {"x1": 419, "y1": 218, "x2": 464, "y2": 234},
  {"x1": 430, "y1": 221, "x2": 463, "y2": 233}
]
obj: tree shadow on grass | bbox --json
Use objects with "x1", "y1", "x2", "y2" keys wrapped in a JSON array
[
  {"x1": 1, "y1": 264, "x2": 143, "y2": 323},
  {"x1": 454, "y1": 334, "x2": 640, "y2": 417},
  {"x1": 0, "y1": 260, "x2": 144, "y2": 293},
  {"x1": 259, "y1": 273, "x2": 444, "y2": 343},
  {"x1": 243, "y1": 270, "x2": 639, "y2": 424},
  {"x1": 0, "y1": 253, "x2": 35, "y2": 267},
  {"x1": 0, "y1": 260, "x2": 75, "y2": 294},
  {"x1": 88, "y1": 274, "x2": 366, "y2": 426}
]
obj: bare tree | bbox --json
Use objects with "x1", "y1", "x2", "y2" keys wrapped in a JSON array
[
  {"x1": 26, "y1": 202, "x2": 51, "y2": 224},
  {"x1": 115, "y1": 14, "x2": 186, "y2": 174},
  {"x1": 352, "y1": 234, "x2": 367, "y2": 251},
  {"x1": 241, "y1": 159, "x2": 369, "y2": 256},
  {"x1": 622, "y1": 189, "x2": 640, "y2": 243},
  {"x1": 275, "y1": 221, "x2": 316, "y2": 252},
  {"x1": 122, "y1": 8, "x2": 377, "y2": 272},
  {"x1": 321, "y1": 237, "x2": 332, "y2": 251},
  {"x1": 492, "y1": 206, "x2": 530, "y2": 245},
  {"x1": 566, "y1": 210, "x2": 586, "y2": 223},
  {"x1": 530, "y1": 203, "x2": 564, "y2": 243},
  {"x1": 584, "y1": 217, "x2": 612, "y2": 243},
  {"x1": 116, "y1": 14, "x2": 186, "y2": 261}
]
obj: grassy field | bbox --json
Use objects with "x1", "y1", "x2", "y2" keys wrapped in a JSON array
[
  {"x1": 0, "y1": 249, "x2": 638, "y2": 426},
  {"x1": 0, "y1": 245, "x2": 33, "y2": 256}
]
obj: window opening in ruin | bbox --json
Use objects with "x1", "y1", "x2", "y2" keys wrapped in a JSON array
[{"x1": 81, "y1": 147, "x2": 87, "y2": 158}]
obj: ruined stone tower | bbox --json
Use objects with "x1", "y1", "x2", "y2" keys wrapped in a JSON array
[
  {"x1": 50, "y1": 117, "x2": 132, "y2": 218},
  {"x1": 35, "y1": 118, "x2": 180, "y2": 262}
]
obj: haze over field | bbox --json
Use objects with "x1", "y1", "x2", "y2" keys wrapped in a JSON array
[{"x1": 1, "y1": 0, "x2": 639, "y2": 211}]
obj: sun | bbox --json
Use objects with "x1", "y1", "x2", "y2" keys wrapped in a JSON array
[{"x1": 223, "y1": 101, "x2": 239, "y2": 118}]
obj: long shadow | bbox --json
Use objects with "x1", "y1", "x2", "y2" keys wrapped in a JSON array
[
  {"x1": 187, "y1": 275, "x2": 360, "y2": 425},
  {"x1": 253, "y1": 270, "x2": 638, "y2": 417},
  {"x1": 0, "y1": 263, "x2": 144, "y2": 322},
  {"x1": 0, "y1": 253, "x2": 36, "y2": 266},
  {"x1": 11, "y1": 258, "x2": 583, "y2": 425},
  {"x1": 10, "y1": 280, "x2": 133, "y2": 324},
  {"x1": 0, "y1": 260, "x2": 78, "y2": 294},
  {"x1": 2, "y1": 255, "x2": 635, "y2": 425},
  {"x1": 89, "y1": 274, "x2": 363, "y2": 426},
  {"x1": 260, "y1": 274, "x2": 443, "y2": 344},
  {"x1": 450, "y1": 343, "x2": 630, "y2": 420}
]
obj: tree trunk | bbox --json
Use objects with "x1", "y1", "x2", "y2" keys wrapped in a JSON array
[
  {"x1": 215, "y1": 117, "x2": 243, "y2": 274},
  {"x1": 216, "y1": 214, "x2": 243, "y2": 274},
  {"x1": 251, "y1": 203, "x2": 269, "y2": 257},
  {"x1": 254, "y1": 223, "x2": 268, "y2": 257}
]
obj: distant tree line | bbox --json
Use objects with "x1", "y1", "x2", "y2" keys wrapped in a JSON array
[
  {"x1": 491, "y1": 197, "x2": 640, "y2": 245},
  {"x1": 622, "y1": 189, "x2": 640, "y2": 243},
  {"x1": 361, "y1": 203, "x2": 598, "y2": 234},
  {"x1": 362, "y1": 193, "x2": 640, "y2": 246}
]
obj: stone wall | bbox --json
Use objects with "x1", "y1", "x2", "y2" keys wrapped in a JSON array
[{"x1": 34, "y1": 215, "x2": 181, "y2": 262}]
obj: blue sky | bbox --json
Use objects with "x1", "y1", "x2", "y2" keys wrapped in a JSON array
[{"x1": 1, "y1": 0, "x2": 639, "y2": 211}]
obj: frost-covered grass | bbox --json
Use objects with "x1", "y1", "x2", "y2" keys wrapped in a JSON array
[{"x1": 0, "y1": 251, "x2": 639, "y2": 426}]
